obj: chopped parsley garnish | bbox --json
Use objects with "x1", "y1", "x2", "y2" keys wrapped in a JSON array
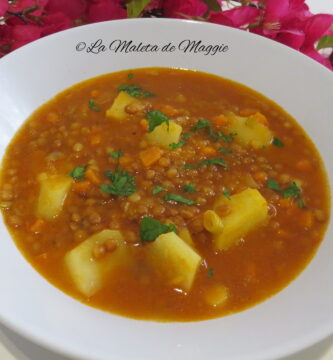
[
  {"x1": 207, "y1": 268, "x2": 214, "y2": 278},
  {"x1": 109, "y1": 150, "x2": 123, "y2": 160},
  {"x1": 267, "y1": 179, "x2": 304, "y2": 208},
  {"x1": 146, "y1": 110, "x2": 169, "y2": 132},
  {"x1": 118, "y1": 84, "x2": 154, "y2": 98},
  {"x1": 283, "y1": 182, "x2": 301, "y2": 198},
  {"x1": 223, "y1": 189, "x2": 231, "y2": 200},
  {"x1": 152, "y1": 185, "x2": 165, "y2": 195},
  {"x1": 267, "y1": 178, "x2": 282, "y2": 191},
  {"x1": 127, "y1": 73, "x2": 134, "y2": 80},
  {"x1": 100, "y1": 166, "x2": 136, "y2": 196},
  {"x1": 191, "y1": 119, "x2": 211, "y2": 131},
  {"x1": 69, "y1": 166, "x2": 86, "y2": 180},
  {"x1": 191, "y1": 119, "x2": 236, "y2": 142},
  {"x1": 88, "y1": 99, "x2": 101, "y2": 112},
  {"x1": 169, "y1": 133, "x2": 191, "y2": 149},
  {"x1": 272, "y1": 137, "x2": 284, "y2": 147},
  {"x1": 183, "y1": 183, "x2": 196, "y2": 193},
  {"x1": 208, "y1": 128, "x2": 236, "y2": 142},
  {"x1": 262, "y1": 145, "x2": 267, "y2": 150},
  {"x1": 140, "y1": 217, "x2": 177, "y2": 242},
  {"x1": 163, "y1": 193, "x2": 196, "y2": 205},
  {"x1": 218, "y1": 148, "x2": 233, "y2": 154},
  {"x1": 184, "y1": 158, "x2": 228, "y2": 170}
]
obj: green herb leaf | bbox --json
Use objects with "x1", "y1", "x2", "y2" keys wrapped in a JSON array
[
  {"x1": 127, "y1": 0, "x2": 153, "y2": 17},
  {"x1": 88, "y1": 99, "x2": 101, "y2": 112},
  {"x1": 100, "y1": 166, "x2": 136, "y2": 196},
  {"x1": 272, "y1": 137, "x2": 284, "y2": 147},
  {"x1": 218, "y1": 148, "x2": 233, "y2": 154},
  {"x1": 127, "y1": 73, "x2": 134, "y2": 79},
  {"x1": 69, "y1": 166, "x2": 86, "y2": 180},
  {"x1": 262, "y1": 145, "x2": 267, "y2": 150},
  {"x1": 283, "y1": 182, "x2": 301, "y2": 199},
  {"x1": 316, "y1": 35, "x2": 333, "y2": 50},
  {"x1": 184, "y1": 158, "x2": 228, "y2": 170},
  {"x1": 146, "y1": 110, "x2": 169, "y2": 132},
  {"x1": 118, "y1": 84, "x2": 155, "y2": 98},
  {"x1": 169, "y1": 133, "x2": 190, "y2": 149},
  {"x1": 267, "y1": 178, "x2": 282, "y2": 191},
  {"x1": 207, "y1": 267, "x2": 214, "y2": 278},
  {"x1": 191, "y1": 119, "x2": 211, "y2": 131},
  {"x1": 109, "y1": 150, "x2": 123, "y2": 159},
  {"x1": 140, "y1": 216, "x2": 177, "y2": 242},
  {"x1": 297, "y1": 197, "x2": 305, "y2": 209},
  {"x1": 168, "y1": 223, "x2": 177, "y2": 233},
  {"x1": 223, "y1": 189, "x2": 231, "y2": 200},
  {"x1": 152, "y1": 185, "x2": 165, "y2": 195},
  {"x1": 163, "y1": 193, "x2": 196, "y2": 205},
  {"x1": 183, "y1": 183, "x2": 196, "y2": 193}
]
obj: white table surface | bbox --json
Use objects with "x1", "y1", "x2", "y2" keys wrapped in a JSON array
[{"x1": 1, "y1": 0, "x2": 332, "y2": 359}]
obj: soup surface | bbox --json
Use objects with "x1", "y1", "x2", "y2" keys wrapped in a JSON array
[{"x1": 0, "y1": 68, "x2": 330, "y2": 321}]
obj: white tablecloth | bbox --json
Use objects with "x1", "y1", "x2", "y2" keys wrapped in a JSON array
[{"x1": 1, "y1": 0, "x2": 332, "y2": 359}]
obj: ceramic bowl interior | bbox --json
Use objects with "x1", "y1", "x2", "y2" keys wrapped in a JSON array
[{"x1": 0, "y1": 19, "x2": 332, "y2": 360}]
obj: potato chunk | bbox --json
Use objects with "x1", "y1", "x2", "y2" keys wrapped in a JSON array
[
  {"x1": 36, "y1": 176, "x2": 72, "y2": 219},
  {"x1": 147, "y1": 232, "x2": 202, "y2": 292},
  {"x1": 204, "y1": 284, "x2": 229, "y2": 307},
  {"x1": 204, "y1": 188, "x2": 268, "y2": 251},
  {"x1": 65, "y1": 230, "x2": 127, "y2": 297},
  {"x1": 145, "y1": 121, "x2": 182, "y2": 148},
  {"x1": 226, "y1": 113, "x2": 273, "y2": 149},
  {"x1": 106, "y1": 91, "x2": 136, "y2": 121}
]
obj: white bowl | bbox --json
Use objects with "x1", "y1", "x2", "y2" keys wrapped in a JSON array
[{"x1": 0, "y1": 19, "x2": 332, "y2": 360}]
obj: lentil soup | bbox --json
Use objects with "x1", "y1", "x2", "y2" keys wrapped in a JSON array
[{"x1": 0, "y1": 68, "x2": 330, "y2": 321}]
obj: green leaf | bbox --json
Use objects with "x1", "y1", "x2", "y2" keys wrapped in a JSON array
[
  {"x1": 140, "y1": 216, "x2": 176, "y2": 242},
  {"x1": 223, "y1": 189, "x2": 231, "y2": 200},
  {"x1": 109, "y1": 150, "x2": 123, "y2": 159},
  {"x1": 100, "y1": 166, "x2": 136, "y2": 196},
  {"x1": 200, "y1": 0, "x2": 221, "y2": 12},
  {"x1": 317, "y1": 35, "x2": 333, "y2": 50},
  {"x1": 118, "y1": 84, "x2": 155, "y2": 98},
  {"x1": 218, "y1": 148, "x2": 233, "y2": 154},
  {"x1": 127, "y1": 73, "x2": 134, "y2": 79},
  {"x1": 127, "y1": 0, "x2": 153, "y2": 18},
  {"x1": 272, "y1": 137, "x2": 284, "y2": 147},
  {"x1": 191, "y1": 119, "x2": 211, "y2": 131},
  {"x1": 169, "y1": 133, "x2": 190, "y2": 149},
  {"x1": 184, "y1": 157, "x2": 228, "y2": 170},
  {"x1": 283, "y1": 182, "x2": 300, "y2": 199},
  {"x1": 69, "y1": 166, "x2": 86, "y2": 180},
  {"x1": 146, "y1": 110, "x2": 169, "y2": 132},
  {"x1": 267, "y1": 178, "x2": 281, "y2": 191},
  {"x1": 183, "y1": 183, "x2": 196, "y2": 193},
  {"x1": 207, "y1": 267, "x2": 215, "y2": 278},
  {"x1": 163, "y1": 193, "x2": 196, "y2": 205},
  {"x1": 88, "y1": 99, "x2": 101, "y2": 112},
  {"x1": 152, "y1": 185, "x2": 165, "y2": 195}
]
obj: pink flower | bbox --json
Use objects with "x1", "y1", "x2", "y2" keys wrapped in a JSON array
[
  {"x1": 300, "y1": 14, "x2": 333, "y2": 70},
  {"x1": 163, "y1": 0, "x2": 207, "y2": 19},
  {"x1": 41, "y1": 12, "x2": 72, "y2": 36},
  {"x1": 87, "y1": 0, "x2": 126, "y2": 23},
  {"x1": 11, "y1": 24, "x2": 41, "y2": 50},
  {"x1": 0, "y1": 0, "x2": 9, "y2": 17},
  {"x1": 8, "y1": 0, "x2": 48, "y2": 17},
  {"x1": 45, "y1": 0, "x2": 86, "y2": 20},
  {"x1": 0, "y1": 25, "x2": 12, "y2": 55},
  {"x1": 209, "y1": 6, "x2": 260, "y2": 28}
]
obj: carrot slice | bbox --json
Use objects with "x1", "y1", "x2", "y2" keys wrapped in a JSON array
[
  {"x1": 252, "y1": 112, "x2": 269, "y2": 126},
  {"x1": 72, "y1": 180, "x2": 91, "y2": 194},
  {"x1": 212, "y1": 114, "x2": 229, "y2": 128},
  {"x1": 85, "y1": 168, "x2": 100, "y2": 184},
  {"x1": 140, "y1": 146, "x2": 163, "y2": 167}
]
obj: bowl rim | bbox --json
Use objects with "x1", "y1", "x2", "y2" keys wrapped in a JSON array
[{"x1": 0, "y1": 17, "x2": 332, "y2": 360}]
